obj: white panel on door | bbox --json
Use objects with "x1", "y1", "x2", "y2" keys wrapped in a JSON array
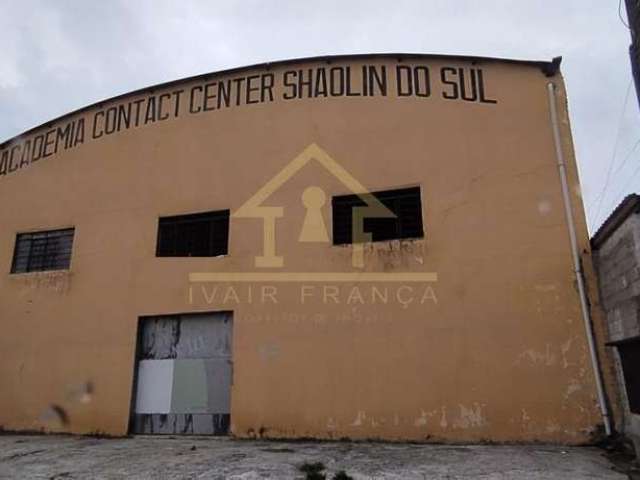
[{"x1": 134, "y1": 359, "x2": 174, "y2": 414}]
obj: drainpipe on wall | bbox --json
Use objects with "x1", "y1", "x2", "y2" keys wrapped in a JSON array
[{"x1": 546, "y1": 82, "x2": 612, "y2": 437}]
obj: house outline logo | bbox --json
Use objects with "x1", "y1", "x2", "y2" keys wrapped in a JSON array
[
  {"x1": 233, "y1": 142, "x2": 394, "y2": 269},
  {"x1": 189, "y1": 143, "x2": 438, "y2": 284}
]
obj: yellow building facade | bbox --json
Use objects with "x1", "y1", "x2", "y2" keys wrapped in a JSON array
[{"x1": 0, "y1": 54, "x2": 619, "y2": 442}]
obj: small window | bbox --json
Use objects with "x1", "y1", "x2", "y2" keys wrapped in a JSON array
[
  {"x1": 618, "y1": 339, "x2": 640, "y2": 414},
  {"x1": 332, "y1": 186, "x2": 424, "y2": 245},
  {"x1": 11, "y1": 228, "x2": 75, "y2": 274},
  {"x1": 156, "y1": 210, "x2": 229, "y2": 257}
]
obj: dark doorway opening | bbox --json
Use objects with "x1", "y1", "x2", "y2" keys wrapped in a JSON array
[{"x1": 618, "y1": 338, "x2": 640, "y2": 415}]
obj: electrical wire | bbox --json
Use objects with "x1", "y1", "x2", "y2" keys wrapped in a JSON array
[
  {"x1": 602, "y1": 160, "x2": 640, "y2": 222},
  {"x1": 612, "y1": 137, "x2": 640, "y2": 178},
  {"x1": 589, "y1": 81, "x2": 633, "y2": 231}
]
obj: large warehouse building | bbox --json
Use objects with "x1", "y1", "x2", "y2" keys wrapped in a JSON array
[{"x1": 0, "y1": 53, "x2": 621, "y2": 442}]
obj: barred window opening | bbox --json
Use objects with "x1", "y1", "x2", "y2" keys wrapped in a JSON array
[
  {"x1": 11, "y1": 228, "x2": 75, "y2": 273},
  {"x1": 332, "y1": 186, "x2": 424, "y2": 245},
  {"x1": 156, "y1": 210, "x2": 229, "y2": 257}
]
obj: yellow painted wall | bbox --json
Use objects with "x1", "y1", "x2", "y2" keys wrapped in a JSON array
[{"x1": 0, "y1": 55, "x2": 617, "y2": 442}]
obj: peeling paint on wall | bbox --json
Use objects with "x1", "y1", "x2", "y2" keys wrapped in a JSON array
[
  {"x1": 10, "y1": 270, "x2": 72, "y2": 294},
  {"x1": 453, "y1": 404, "x2": 487, "y2": 429},
  {"x1": 514, "y1": 344, "x2": 557, "y2": 367},
  {"x1": 351, "y1": 411, "x2": 366, "y2": 427},
  {"x1": 439, "y1": 407, "x2": 448, "y2": 429}
]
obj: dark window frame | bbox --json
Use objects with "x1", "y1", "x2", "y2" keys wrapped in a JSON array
[
  {"x1": 332, "y1": 186, "x2": 424, "y2": 245},
  {"x1": 156, "y1": 209, "x2": 230, "y2": 257},
  {"x1": 10, "y1": 227, "x2": 75, "y2": 274}
]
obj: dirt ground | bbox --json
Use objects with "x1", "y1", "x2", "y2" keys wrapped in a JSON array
[{"x1": 0, "y1": 434, "x2": 631, "y2": 479}]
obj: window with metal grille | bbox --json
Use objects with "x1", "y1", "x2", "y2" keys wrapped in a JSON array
[
  {"x1": 11, "y1": 228, "x2": 75, "y2": 273},
  {"x1": 332, "y1": 186, "x2": 424, "y2": 245},
  {"x1": 156, "y1": 210, "x2": 229, "y2": 257},
  {"x1": 618, "y1": 339, "x2": 640, "y2": 414}
]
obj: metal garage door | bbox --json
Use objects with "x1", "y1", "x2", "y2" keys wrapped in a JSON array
[{"x1": 131, "y1": 311, "x2": 232, "y2": 435}]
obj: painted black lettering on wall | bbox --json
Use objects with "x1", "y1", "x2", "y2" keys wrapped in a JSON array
[{"x1": 0, "y1": 63, "x2": 499, "y2": 178}]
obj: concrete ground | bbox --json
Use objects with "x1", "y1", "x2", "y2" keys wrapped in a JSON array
[{"x1": 0, "y1": 435, "x2": 629, "y2": 480}]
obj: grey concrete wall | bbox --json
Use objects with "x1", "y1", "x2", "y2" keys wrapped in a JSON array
[{"x1": 593, "y1": 212, "x2": 640, "y2": 455}]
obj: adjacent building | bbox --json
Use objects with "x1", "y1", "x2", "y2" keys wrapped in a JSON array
[
  {"x1": 626, "y1": 0, "x2": 640, "y2": 108},
  {"x1": 591, "y1": 194, "x2": 640, "y2": 455}
]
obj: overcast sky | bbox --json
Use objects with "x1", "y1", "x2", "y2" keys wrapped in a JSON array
[{"x1": 1, "y1": 0, "x2": 638, "y2": 233}]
